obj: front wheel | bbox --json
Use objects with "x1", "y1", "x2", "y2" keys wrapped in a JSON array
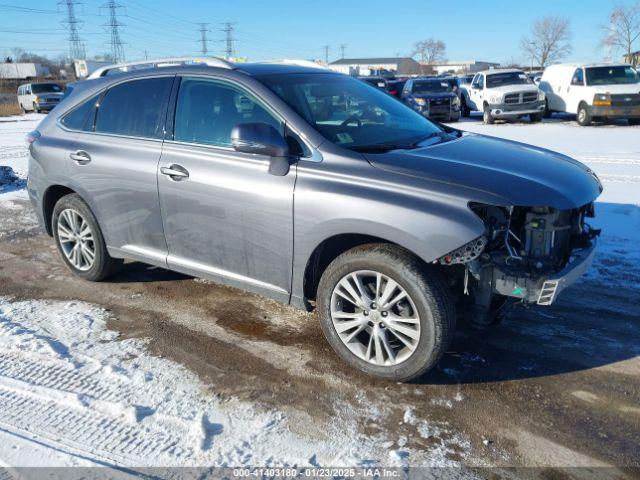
[
  {"x1": 460, "y1": 97, "x2": 471, "y2": 117},
  {"x1": 577, "y1": 103, "x2": 591, "y2": 126},
  {"x1": 317, "y1": 244, "x2": 455, "y2": 382},
  {"x1": 483, "y1": 106, "x2": 495, "y2": 124},
  {"x1": 52, "y1": 194, "x2": 123, "y2": 281},
  {"x1": 530, "y1": 112, "x2": 543, "y2": 123}
]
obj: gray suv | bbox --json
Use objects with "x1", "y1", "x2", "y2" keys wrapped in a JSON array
[{"x1": 27, "y1": 60, "x2": 602, "y2": 381}]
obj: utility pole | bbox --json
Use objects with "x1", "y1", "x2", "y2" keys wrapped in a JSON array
[
  {"x1": 102, "y1": 0, "x2": 125, "y2": 63},
  {"x1": 323, "y1": 45, "x2": 330, "y2": 64},
  {"x1": 198, "y1": 23, "x2": 210, "y2": 56},
  {"x1": 339, "y1": 43, "x2": 347, "y2": 59},
  {"x1": 221, "y1": 22, "x2": 236, "y2": 59},
  {"x1": 59, "y1": 0, "x2": 86, "y2": 60}
]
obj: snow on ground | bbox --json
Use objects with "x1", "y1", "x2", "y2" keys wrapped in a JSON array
[{"x1": 0, "y1": 296, "x2": 431, "y2": 469}]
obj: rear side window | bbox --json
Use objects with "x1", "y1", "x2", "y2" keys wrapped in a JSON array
[
  {"x1": 95, "y1": 77, "x2": 172, "y2": 139},
  {"x1": 61, "y1": 93, "x2": 100, "y2": 131},
  {"x1": 571, "y1": 68, "x2": 584, "y2": 86},
  {"x1": 173, "y1": 77, "x2": 283, "y2": 147}
]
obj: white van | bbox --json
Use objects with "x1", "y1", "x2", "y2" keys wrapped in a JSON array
[
  {"x1": 540, "y1": 63, "x2": 640, "y2": 126},
  {"x1": 17, "y1": 82, "x2": 65, "y2": 113}
]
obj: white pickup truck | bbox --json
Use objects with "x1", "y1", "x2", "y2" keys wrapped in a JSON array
[{"x1": 460, "y1": 69, "x2": 546, "y2": 124}]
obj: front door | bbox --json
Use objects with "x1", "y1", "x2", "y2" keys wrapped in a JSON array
[
  {"x1": 566, "y1": 68, "x2": 585, "y2": 113},
  {"x1": 158, "y1": 76, "x2": 295, "y2": 301}
]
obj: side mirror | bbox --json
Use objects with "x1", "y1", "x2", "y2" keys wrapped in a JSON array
[{"x1": 231, "y1": 122, "x2": 291, "y2": 176}]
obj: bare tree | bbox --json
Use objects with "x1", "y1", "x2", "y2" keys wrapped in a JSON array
[
  {"x1": 602, "y1": 2, "x2": 640, "y2": 60},
  {"x1": 413, "y1": 39, "x2": 447, "y2": 66},
  {"x1": 520, "y1": 16, "x2": 572, "y2": 68}
]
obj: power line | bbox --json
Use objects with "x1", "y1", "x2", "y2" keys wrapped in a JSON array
[
  {"x1": 198, "y1": 23, "x2": 210, "y2": 56},
  {"x1": 101, "y1": 0, "x2": 125, "y2": 62},
  {"x1": 221, "y1": 22, "x2": 236, "y2": 59},
  {"x1": 59, "y1": 0, "x2": 86, "y2": 60},
  {"x1": 323, "y1": 44, "x2": 330, "y2": 64},
  {"x1": 339, "y1": 43, "x2": 347, "y2": 59}
]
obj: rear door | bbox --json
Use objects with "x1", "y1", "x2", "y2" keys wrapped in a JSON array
[
  {"x1": 157, "y1": 76, "x2": 295, "y2": 301},
  {"x1": 65, "y1": 76, "x2": 174, "y2": 261}
]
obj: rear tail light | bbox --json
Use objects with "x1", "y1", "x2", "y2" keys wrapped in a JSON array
[
  {"x1": 26, "y1": 130, "x2": 41, "y2": 144},
  {"x1": 389, "y1": 89, "x2": 398, "y2": 96}
]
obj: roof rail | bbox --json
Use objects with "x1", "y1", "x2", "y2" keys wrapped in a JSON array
[
  {"x1": 87, "y1": 56, "x2": 234, "y2": 79},
  {"x1": 258, "y1": 59, "x2": 331, "y2": 70}
]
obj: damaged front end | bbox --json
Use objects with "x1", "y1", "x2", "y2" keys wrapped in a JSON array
[{"x1": 438, "y1": 203, "x2": 600, "y2": 325}]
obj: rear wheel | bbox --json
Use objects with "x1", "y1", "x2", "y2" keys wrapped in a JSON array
[
  {"x1": 52, "y1": 194, "x2": 123, "y2": 281},
  {"x1": 317, "y1": 244, "x2": 455, "y2": 382},
  {"x1": 483, "y1": 105, "x2": 495, "y2": 124},
  {"x1": 577, "y1": 103, "x2": 591, "y2": 126}
]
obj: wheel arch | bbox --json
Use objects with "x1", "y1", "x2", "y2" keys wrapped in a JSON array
[{"x1": 42, "y1": 185, "x2": 77, "y2": 236}]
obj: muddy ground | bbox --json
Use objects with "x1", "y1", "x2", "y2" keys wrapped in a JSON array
[{"x1": 0, "y1": 199, "x2": 638, "y2": 477}]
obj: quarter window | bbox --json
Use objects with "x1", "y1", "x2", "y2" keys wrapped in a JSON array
[
  {"x1": 95, "y1": 77, "x2": 173, "y2": 139},
  {"x1": 173, "y1": 77, "x2": 283, "y2": 147},
  {"x1": 61, "y1": 93, "x2": 100, "y2": 131}
]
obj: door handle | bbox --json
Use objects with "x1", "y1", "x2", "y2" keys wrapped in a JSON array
[
  {"x1": 160, "y1": 164, "x2": 189, "y2": 181},
  {"x1": 69, "y1": 150, "x2": 91, "y2": 165}
]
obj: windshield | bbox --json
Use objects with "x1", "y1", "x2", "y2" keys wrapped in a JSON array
[
  {"x1": 258, "y1": 73, "x2": 443, "y2": 151},
  {"x1": 585, "y1": 66, "x2": 639, "y2": 85},
  {"x1": 486, "y1": 72, "x2": 531, "y2": 88},
  {"x1": 413, "y1": 81, "x2": 452, "y2": 94},
  {"x1": 31, "y1": 83, "x2": 63, "y2": 94}
]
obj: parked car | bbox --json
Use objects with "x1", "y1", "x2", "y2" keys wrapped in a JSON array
[
  {"x1": 357, "y1": 76, "x2": 389, "y2": 91},
  {"x1": 28, "y1": 59, "x2": 601, "y2": 381},
  {"x1": 17, "y1": 82, "x2": 65, "y2": 113},
  {"x1": 387, "y1": 79, "x2": 406, "y2": 98},
  {"x1": 401, "y1": 77, "x2": 460, "y2": 121},
  {"x1": 540, "y1": 63, "x2": 640, "y2": 126},
  {"x1": 459, "y1": 69, "x2": 546, "y2": 124}
]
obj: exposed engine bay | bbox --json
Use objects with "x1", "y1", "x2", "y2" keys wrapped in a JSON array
[{"x1": 438, "y1": 203, "x2": 600, "y2": 325}]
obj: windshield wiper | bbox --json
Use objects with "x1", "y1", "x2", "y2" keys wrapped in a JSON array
[
  {"x1": 409, "y1": 130, "x2": 459, "y2": 147},
  {"x1": 349, "y1": 143, "x2": 412, "y2": 153}
]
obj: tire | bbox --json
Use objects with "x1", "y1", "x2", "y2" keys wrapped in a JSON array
[
  {"x1": 52, "y1": 194, "x2": 123, "y2": 281},
  {"x1": 483, "y1": 105, "x2": 494, "y2": 124},
  {"x1": 19, "y1": 103, "x2": 26, "y2": 115},
  {"x1": 543, "y1": 100, "x2": 552, "y2": 118},
  {"x1": 460, "y1": 97, "x2": 471, "y2": 117},
  {"x1": 530, "y1": 112, "x2": 543, "y2": 123},
  {"x1": 577, "y1": 103, "x2": 591, "y2": 126},
  {"x1": 316, "y1": 244, "x2": 455, "y2": 382},
  {"x1": 628, "y1": 118, "x2": 640, "y2": 126}
]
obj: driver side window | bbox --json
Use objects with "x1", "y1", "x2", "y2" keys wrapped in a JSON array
[
  {"x1": 173, "y1": 77, "x2": 283, "y2": 147},
  {"x1": 571, "y1": 68, "x2": 584, "y2": 86},
  {"x1": 471, "y1": 75, "x2": 484, "y2": 89}
]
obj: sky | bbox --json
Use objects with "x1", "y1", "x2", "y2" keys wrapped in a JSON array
[{"x1": 0, "y1": 0, "x2": 630, "y2": 64}]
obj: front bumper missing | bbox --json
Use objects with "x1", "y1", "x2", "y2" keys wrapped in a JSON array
[{"x1": 492, "y1": 238, "x2": 597, "y2": 306}]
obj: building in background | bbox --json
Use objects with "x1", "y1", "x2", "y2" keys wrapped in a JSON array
[
  {"x1": 328, "y1": 57, "x2": 421, "y2": 76},
  {"x1": 623, "y1": 51, "x2": 639, "y2": 67},
  {"x1": 430, "y1": 60, "x2": 500, "y2": 75},
  {"x1": 73, "y1": 59, "x2": 112, "y2": 79},
  {"x1": 0, "y1": 63, "x2": 51, "y2": 80}
]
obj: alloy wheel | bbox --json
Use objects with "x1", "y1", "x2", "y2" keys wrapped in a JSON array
[
  {"x1": 57, "y1": 208, "x2": 96, "y2": 271},
  {"x1": 330, "y1": 270, "x2": 421, "y2": 366}
]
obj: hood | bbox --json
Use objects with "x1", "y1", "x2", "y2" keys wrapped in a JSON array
[
  {"x1": 589, "y1": 83, "x2": 640, "y2": 95},
  {"x1": 366, "y1": 133, "x2": 602, "y2": 209}
]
